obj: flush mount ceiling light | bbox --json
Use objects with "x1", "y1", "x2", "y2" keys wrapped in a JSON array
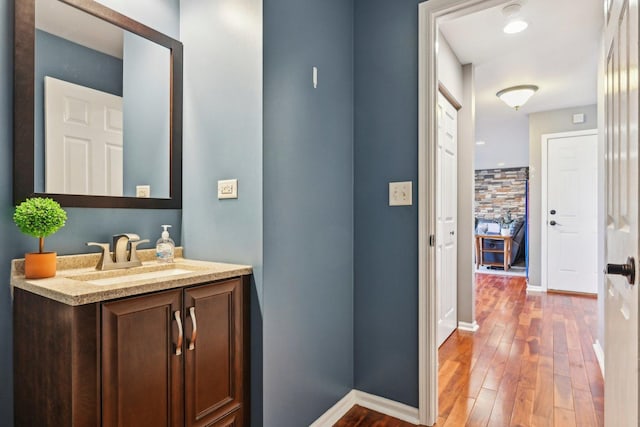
[
  {"x1": 496, "y1": 85, "x2": 539, "y2": 110},
  {"x1": 502, "y1": 3, "x2": 528, "y2": 34},
  {"x1": 504, "y1": 19, "x2": 528, "y2": 34}
]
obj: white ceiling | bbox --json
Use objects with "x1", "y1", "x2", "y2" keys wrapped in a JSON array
[
  {"x1": 439, "y1": 0, "x2": 602, "y2": 170},
  {"x1": 36, "y1": 0, "x2": 124, "y2": 58}
]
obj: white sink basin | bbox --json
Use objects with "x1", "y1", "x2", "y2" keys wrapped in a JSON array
[
  {"x1": 85, "y1": 268, "x2": 194, "y2": 286},
  {"x1": 66, "y1": 263, "x2": 203, "y2": 286}
]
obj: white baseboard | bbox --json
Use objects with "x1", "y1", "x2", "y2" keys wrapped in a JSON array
[
  {"x1": 309, "y1": 390, "x2": 357, "y2": 427},
  {"x1": 353, "y1": 390, "x2": 420, "y2": 424},
  {"x1": 458, "y1": 320, "x2": 479, "y2": 332},
  {"x1": 309, "y1": 390, "x2": 419, "y2": 426},
  {"x1": 593, "y1": 340, "x2": 605, "y2": 378},
  {"x1": 526, "y1": 285, "x2": 546, "y2": 293}
]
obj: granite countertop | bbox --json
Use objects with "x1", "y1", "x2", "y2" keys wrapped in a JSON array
[{"x1": 10, "y1": 247, "x2": 252, "y2": 306}]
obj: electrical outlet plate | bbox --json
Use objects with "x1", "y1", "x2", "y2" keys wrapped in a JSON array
[
  {"x1": 389, "y1": 181, "x2": 412, "y2": 206},
  {"x1": 218, "y1": 179, "x2": 238, "y2": 199},
  {"x1": 136, "y1": 185, "x2": 151, "y2": 198}
]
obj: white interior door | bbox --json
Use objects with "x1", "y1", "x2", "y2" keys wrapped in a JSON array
[
  {"x1": 436, "y1": 91, "x2": 458, "y2": 347},
  {"x1": 604, "y1": 0, "x2": 639, "y2": 425},
  {"x1": 544, "y1": 131, "x2": 598, "y2": 293},
  {"x1": 45, "y1": 76, "x2": 123, "y2": 196}
]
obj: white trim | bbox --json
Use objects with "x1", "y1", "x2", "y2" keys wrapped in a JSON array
[
  {"x1": 353, "y1": 391, "x2": 420, "y2": 424},
  {"x1": 526, "y1": 285, "x2": 546, "y2": 293},
  {"x1": 309, "y1": 390, "x2": 357, "y2": 427},
  {"x1": 457, "y1": 321, "x2": 479, "y2": 332},
  {"x1": 593, "y1": 340, "x2": 605, "y2": 378},
  {"x1": 308, "y1": 390, "x2": 419, "y2": 427},
  {"x1": 418, "y1": 0, "x2": 513, "y2": 424},
  {"x1": 540, "y1": 129, "x2": 598, "y2": 292},
  {"x1": 418, "y1": 3, "x2": 436, "y2": 424}
]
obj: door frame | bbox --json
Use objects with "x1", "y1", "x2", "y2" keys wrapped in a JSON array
[
  {"x1": 540, "y1": 129, "x2": 599, "y2": 292},
  {"x1": 418, "y1": 0, "x2": 515, "y2": 424}
]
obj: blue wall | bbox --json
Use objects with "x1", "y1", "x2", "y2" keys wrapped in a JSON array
[
  {"x1": 97, "y1": 0, "x2": 180, "y2": 39},
  {"x1": 0, "y1": 2, "x2": 181, "y2": 425},
  {"x1": 34, "y1": 29, "x2": 124, "y2": 193},
  {"x1": 263, "y1": 0, "x2": 354, "y2": 424},
  {"x1": 122, "y1": 32, "x2": 170, "y2": 198},
  {"x1": 353, "y1": 0, "x2": 421, "y2": 407},
  {"x1": 179, "y1": 0, "x2": 264, "y2": 424}
]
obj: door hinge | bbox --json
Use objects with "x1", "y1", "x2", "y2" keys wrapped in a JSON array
[{"x1": 429, "y1": 234, "x2": 435, "y2": 247}]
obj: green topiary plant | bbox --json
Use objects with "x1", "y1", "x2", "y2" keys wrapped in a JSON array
[{"x1": 13, "y1": 197, "x2": 67, "y2": 253}]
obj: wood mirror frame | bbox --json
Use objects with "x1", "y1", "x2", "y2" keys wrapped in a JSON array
[{"x1": 14, "y1": 0, "x2": 183, "y2": 208}]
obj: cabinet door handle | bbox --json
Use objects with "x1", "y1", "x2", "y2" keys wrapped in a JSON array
[
  {"x1": 174, "y1": 310, "x2": 183, "y2": 356},
  {"x1": 188, "y1": 307, "x2": 198, "y2": 351}
]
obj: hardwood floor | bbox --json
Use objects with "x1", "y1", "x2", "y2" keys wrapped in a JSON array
[
  {"x1": 334, "y1": 405, "x2": 416, "y2": 427},
  {"x1": 335, "y1": 274, "x2": 604, "y2": 427}
]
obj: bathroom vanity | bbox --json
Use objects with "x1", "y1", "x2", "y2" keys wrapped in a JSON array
[{"x1": 11, "y1": 249, "x2": 251, "y2": 426}]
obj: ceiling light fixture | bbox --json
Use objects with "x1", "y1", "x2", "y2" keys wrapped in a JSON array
[
  {"x1": 496, "y1": 85, "x2": 539, "y2": 110},
  {"x1": 476, "y1": 141, "x2": 486, "y2": 146},
  {"x1": 504, "y1": 19, "x2": 528, "y2": 34},
  {"x1": 502, "y1": 3, "x2": 528, "y2": 34}
]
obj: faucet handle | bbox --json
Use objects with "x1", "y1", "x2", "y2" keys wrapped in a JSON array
[
  {"x1": 86, "y1": 242, "x2": 110, "y2": 252},
  {"x1": 86, "y1": 242, "x2": 113, "y2": 270},
  {"x1": 129, "y1": 239, "x2": 150, "y2": 263}
]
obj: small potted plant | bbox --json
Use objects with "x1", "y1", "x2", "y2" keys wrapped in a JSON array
[
  {"x1": 13, "y1": 197, "x2": 67, "y2": 279},
  {"x1": 500, "y1": 211, "x2": 515, "y2": 236}
]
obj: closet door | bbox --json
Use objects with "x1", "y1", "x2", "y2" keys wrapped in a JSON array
[{"x1": 436, "y1": 91, "x2": 458, "y2": 347}]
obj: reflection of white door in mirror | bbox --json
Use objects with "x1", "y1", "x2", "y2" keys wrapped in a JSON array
[{"x1": 45, "y1": 76, "x2": 123, "y2": 196}]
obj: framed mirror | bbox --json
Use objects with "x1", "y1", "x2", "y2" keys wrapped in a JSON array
[{"x1": 14, "y1": 0, "x2": 183, "y2": 208}]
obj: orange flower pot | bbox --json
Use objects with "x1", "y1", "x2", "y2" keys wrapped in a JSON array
[{"x1": 24, "y1": 252, "x2": 57, "y2": 279}]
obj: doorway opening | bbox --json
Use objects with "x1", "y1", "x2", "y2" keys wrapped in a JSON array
[{"x1": 418, "y1": 0, "x2": 604, "y2": 424}]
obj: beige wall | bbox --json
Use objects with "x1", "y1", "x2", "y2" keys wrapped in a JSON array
[
  {"x1": 437, "y1": 31, "x2": 463, "y2": 103},
  {"x1": 528, "y1": 105, "x2": 598, "y2": 287},
  {"x1": 437, "y1": 33, "x2": 475, "y2": 324},
  {"x1": 457, "y1": 63, "x2": 475, "y2": 324}
]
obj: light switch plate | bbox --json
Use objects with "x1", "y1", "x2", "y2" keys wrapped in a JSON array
[
  {"x1": 136, "y1": 185, "x2": 151, "y2": 198},
  {"x1": 389, "y1": 181, "x2": 412, "y2": 206},
  {"x1": 218, "y1": 179, "x2": 238, "y2": 199},
  {"x1": 572, "y1": 113, "x2": 585, "y2": 124}
]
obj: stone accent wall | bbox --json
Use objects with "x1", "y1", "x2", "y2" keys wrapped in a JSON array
[{"x1": 475, "y1": 167, "x2": 528, "y2": 221}]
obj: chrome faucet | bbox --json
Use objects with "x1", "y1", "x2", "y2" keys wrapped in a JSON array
[{"x1": 87, "y1": 234, "x2": 150, "y2": 270}]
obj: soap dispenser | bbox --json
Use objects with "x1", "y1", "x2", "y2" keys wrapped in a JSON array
[{"x1": 156, "y1": 225, "x2": 175, "y2": 263}]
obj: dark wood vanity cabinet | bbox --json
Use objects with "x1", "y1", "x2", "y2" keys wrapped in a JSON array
[{"x1": 14, "y1": 277, "x2": 248, "y2": 427}]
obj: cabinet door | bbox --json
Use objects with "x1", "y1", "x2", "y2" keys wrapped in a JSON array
[
  {"x1": 102, "y1": 289, "x2": 183, "y2": 427},
  {"x1": 184, "y1": 278, "x2": 243, "y2": 426},
  {"x1": 212, "y1": 409, "x2": 243, "y2": 427}
]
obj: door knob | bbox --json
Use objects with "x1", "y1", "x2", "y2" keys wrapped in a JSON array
[
  {"x1": 549, "y1": 220, "x2": 557, "y2": 226},
  {"x1": 550, "y1": 209, "x2": 556, "y2": 215},
  {"x1": 606, "y1": 257, "x2": 636, "y2": 285}
]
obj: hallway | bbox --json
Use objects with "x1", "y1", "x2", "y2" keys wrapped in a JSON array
[{"x1": 336, "y1": 274, "x2": 603, "y2": 426}]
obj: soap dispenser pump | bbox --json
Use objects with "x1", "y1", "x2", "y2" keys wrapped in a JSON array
[{"x1": 156, "y1": 225, "x2": 175, "y2": 263}]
